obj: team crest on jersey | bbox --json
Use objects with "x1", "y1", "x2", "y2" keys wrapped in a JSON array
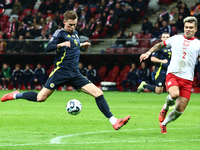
[
  {"x1": 158, "y1": 82, "x2": 162, "y2": 86},
  {"x1": 167, "y1": 81, "x2": 171, "y2": 86},
  {"x1": 72, "y1": 35, "x2": 75, "y2": 38},
  {"x1": 50, "y1": 83, "x2": 55, "y2": 88}
]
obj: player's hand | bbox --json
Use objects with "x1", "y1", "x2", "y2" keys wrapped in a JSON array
[
  {"x1": 81, "y1": 42, "x2": 90, "y2": 49},
  {"x1": 140, "y1": 53, "x2": 150, "y2": 62},
  {"x1": 162, "y1": 59, "x2": 168, "y2": 64},
  {"x1": 58, "y1": 41, "x2": 71, "y2": 48}
]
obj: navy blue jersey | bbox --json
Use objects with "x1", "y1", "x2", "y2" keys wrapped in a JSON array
[
  {"x1": 24, "y1": 69, "x2": 34, "y2": 79},
  {"x1": 151, "y1": 46, "x2": 171, "y2": 72},
  {"x1": 79, "y1": 67, "x2": 88, "y2": 76},
  {"x1": 138, "y1": 68, "x2": 150, "y2": 81},
  {"x1": 46, "y1": 28, "x2": 81, "y2": 78},
  {"x1": 34, "y1": 67, "x2": 45, "y2": 79},
  {"x1": 127, "y1": 68, "x2": 138, "y2": 81},
  {"x1": 12, "y1": 69, "x2": 24, "y2": 79},
  {"x1": 86, "y1": 68, "x2": 97, "y2": 83}
]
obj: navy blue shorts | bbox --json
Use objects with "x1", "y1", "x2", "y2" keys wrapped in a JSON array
[
  {"x1": 155, "y1": 70, "x2": 166, "y2": 87},
  {"x1": 44, "y1": 68, "x2": 91, "y2": 90}
]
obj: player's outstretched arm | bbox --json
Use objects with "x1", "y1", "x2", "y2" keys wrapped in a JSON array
[
  {"x1": 46, "y1": 41, "x2": 71, "y2": 52},
  {"x1": 80, "y1": 42, "x2": 90, "y2": 49},
  {"x1": 140, "y1": 42, "x2": 165, "y2": 62},
  {"x1": 151, "y1": 57, "x2": 168, "y2": 64}
]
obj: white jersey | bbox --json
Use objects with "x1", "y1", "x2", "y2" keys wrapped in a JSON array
[{"x1": 164, "y1": 35, "x2": 200, "y2": 81}]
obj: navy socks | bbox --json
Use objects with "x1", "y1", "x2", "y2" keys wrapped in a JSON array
[
  {"x1": 144, "y1": 84, "x2": 156, "y2": 93},
  {"x1": 95, "y1": 95, "x2": 113, "y2": 118},
  {"x1": 16, "y1": 91, "x2": 38, "y2": 102}
]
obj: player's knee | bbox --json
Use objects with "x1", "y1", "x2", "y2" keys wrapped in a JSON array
[
  {"x1": 94, "y1": 89, "x2": 103, "y2": 97},
  {"x1": 170, "y1": 92, "x2": 179, "y2": 99},
  {"x1": 37, "y1": 95, "x2": 47, "y2": 102}
]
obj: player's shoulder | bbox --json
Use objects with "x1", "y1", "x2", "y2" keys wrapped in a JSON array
[
  {"x1": 53, "y1": 28, "x2": 65, "y2": 37},
  {"x1": 73, "y1": 30, "x2": 78, "y2": 34}
]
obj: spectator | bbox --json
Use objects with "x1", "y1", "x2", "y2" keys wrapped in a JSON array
[
  {"x1": 96, "y1": 0, "x2": 107, "y2": 15},
  {"x1": 22, "y1": 11, "x2": 33, "y2": 25},
  {"x1": 179, "y1": 8, "x2": 187, "y2": 19},
  {"x1": 46, "y1": 16, "x2": 58, "y2": 34},
  {"x1": 20, "y1": 0, "x2": 36, "y2": 9},
  {"x1": 169, "y1": 7, "x2": 179, "y2": 26},
  {"x1": 1, "y1": 63, "x2": 12, "y2": 90},
  {"x1": 122, "y1": 63, "x2": 138, "y2": 92},
  {"x1": 4, "y1": 0, "x2": 14, "y2": 9},
  {"x1": 80, "y1": 24, "x2": 92, "y2": 43},
  {"x1": 133, "y1": 0, "x2": 145, "y2": 23},
  {"x1": 0, "y1": 70, "x2": 4, "y2": 90},
  {"x1": 152, "y1": 22, "x2": 161, "y2": 39},
  {"x1": 23, "y1": 64, "x2": 34, "y2": 90},
  {"x1": 138, "y1": 62, "x2": 150, "y2": 84},
  {"x1": 15, "y1": 35, "x2": 25, "y2": 53},
  {"x1": 22, "y1": 32, "x2": 33, "y2": 53},
  {"x1": 33, "y1": 24, "x2": 42, "y2": 39},
  {"x1": 6, "y1": 36, "x2": 17, "y2": 53},
  {"x1": 111, "y1": 30, "x2": 126, "y2": 48},
  {"x1": 67, "y1": 0, "x2": 75, "y2": 11},
  {"x1": 38, "y1": 0, "x2": 48, "y2": 15},
  {"x1": 157, "y1": 16, "x2": 163, "y2": 27},
  {"x1": 140, "y1": 17, "x2": 153, "y2": 34},
  {"x1": 127, "y1": 0, "x2": 135, "y2": 6},
  {"x1": 88, "y1": 18, "x2": 96, "y2": 33},
  {"x1": 114, "y1": 3, "x2": 123, "y2": 19},
  {"x1": 32, "y1": 36, "x2": 45, "y2": 53},
  {"x1": 160, "y1": 20, "x2": 171, "y2": 36},
  {"x1": 10, "y1": 0, "x2": 23, "y2": 15},
  {"x1": 9, "y1": 17, "x2": 19, "y2": 36},
  {"x1": 39, "y1": 17, "x2": 45, "y2": 26},
  {"x1": 79, "y1": 62, "x2": 88, "y2": 77},
  {"x1": 101, "y1": 12, "x2": 107, "y2": 28},
  {"x1": 35, "y1": 12, "x2": 43, "y2": 24},
  {"x1": 175, "y1": 14, "x2": 184, "y2": 34},
  {"x1": 16, "y1": 23, "x2": 25, "y2": 38},
  {"x1": 0, "y1": 36, "x2": 7, "y2": 53},
  {"x1": 53, "y1": 11, "x2": 62, "y2": 25},
  {"x1": 180, "y1": 3, "x2": 190, "y2": 16},
  {"x1": 12, "y1": 64, "x2": 24, "y2": 90},
  {"x1": 158, "y1": 8, "x2": 169, "y2": 22},
  {"x1": 73, "y1": 2, "x2": 81, "y2": 18},
  {"x1": 30, "y1": 63, "x2": 46, "y2": 90},
  {"x1": 25, "y1": 23, "x2": 34, "y2": 36},
  {"x1": 0, "y1": 31, "x2": 8, "y2": 39},
  {"x1": 78, "y1": 16, "x2": 86, "y2": 30},
  {"x1": 125, "y1": 31, "x2": 138, "y2": 48},
  {"x1": 57, "y1": 0, "x2": 67, "y2": 14},
  {"x1": 107, "y1": 0, "x2": 115, "y2": 10},
  {"x1": 106, "y1": 9, "x2": 118, "y2": 37},
  {"x1": 80, "y1": 10, "x2": 89, "y2": 25},
  {"x1": 123, "y1": 3, "x2": 134, "y2": 20},
  {"x1": 47, "y1": 0, "x2": 57, "y2": 14},
  {"x1": 86, "y1": 64, "x2": 99, "y2": 83}
]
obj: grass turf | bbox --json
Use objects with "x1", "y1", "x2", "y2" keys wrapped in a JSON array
[{"x1": 0, "y1": 90, "x2": 200, "y2": 150}]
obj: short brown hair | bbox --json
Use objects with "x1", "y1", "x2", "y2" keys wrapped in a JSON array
[{"x1": 64, "y1": 11, "x2": 78, "y2": 21}]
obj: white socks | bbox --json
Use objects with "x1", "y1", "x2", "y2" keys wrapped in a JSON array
[
  {"x1": 109, "y1": 116, "x2": 117, "y2": 125},
  {"x1": 163, "y1": 94, "x2": 175, "y2": 111},
  {"x1": 162, "y1": 110, "x2": 183, "y2": 126}
]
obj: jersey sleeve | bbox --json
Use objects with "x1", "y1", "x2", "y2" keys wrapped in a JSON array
[
  {"x1": 46, "y1": 29, "x2": 63, "y2": 52},
  {"x1": 164, "y1": 35, "x2": 177, "y2": 46},
  {"x1": 151, "y1": 50, "x2": 159, "y2": 58}
]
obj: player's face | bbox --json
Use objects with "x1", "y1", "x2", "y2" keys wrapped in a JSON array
[
  {"x1": 63, "y1": 19, "x2": 77, "y2": 33},
  {"x1": 161, "y1": 34, "x2": 170, "y2": 41},
  {"x1": 184, "y1": 22, "x2": 197, "y2": 39}
]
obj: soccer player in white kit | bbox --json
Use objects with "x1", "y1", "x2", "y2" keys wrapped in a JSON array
[{"x1": 139, "y1": 16, "x2": 200, "y2": 134}]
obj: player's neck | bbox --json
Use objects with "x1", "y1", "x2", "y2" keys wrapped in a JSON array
[{"x1": 183, "y1": 35, "x2": 195, "y2": 40}]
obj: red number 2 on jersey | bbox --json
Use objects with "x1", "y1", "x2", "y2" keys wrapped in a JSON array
[{"x1": 182, "y1": 52, "x2": 186, "y2": 59}]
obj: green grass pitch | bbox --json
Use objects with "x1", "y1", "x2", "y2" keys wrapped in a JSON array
[{"x1": 0, "y1": 90, "x2": 200, "y2": 150}]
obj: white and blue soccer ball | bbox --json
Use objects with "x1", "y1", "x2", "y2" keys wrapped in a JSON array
[{"x1": 66, "y1": 99, "x2": 82, "y2": 115}]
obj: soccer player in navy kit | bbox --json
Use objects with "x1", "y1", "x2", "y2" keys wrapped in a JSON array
[
  {"x1": 1, "y1": 11, "x2": 130, "y2": 130},
  {"x1": 23, "y1": 64, "x2": 34, "y2": 90},
  {"x1": 12, "y1": 64, "x2": 24, "y2": 90},
  {"x1": 137, "y1": 33, "x2": 171, "y2": 94}
]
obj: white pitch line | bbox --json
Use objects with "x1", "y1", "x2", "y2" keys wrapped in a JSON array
[
  {"x1": 50, "y1": 127, "x2": 200, "y2": 144},
  {"x1": 0, "y1": 127, "x2": 199, "y2": 147}
]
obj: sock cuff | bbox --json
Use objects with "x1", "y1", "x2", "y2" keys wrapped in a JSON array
[
  {"x1": 95, "y1": 95, "x2": 104, "y2": 101},
  {"x1": 167, "y1": 94, "x2": 175, "y2": 101},
  {"x1": 175, "y1": 109, "x2": 183, "y2": 114}
]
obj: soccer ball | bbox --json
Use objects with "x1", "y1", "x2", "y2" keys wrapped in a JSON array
[{"x1": 66, "y1": 99, "x2": 82, "y2": 115}]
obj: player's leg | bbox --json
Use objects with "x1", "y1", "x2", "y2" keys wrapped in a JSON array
[
  {"x1": 122, "y1": 80, "x2": 128, "y2": 91},
  {"x1": 1, "y1": 87, "x2": 54, "y2": 102},
  {"x1": 0, "y1": 78, "x2": 3, "y2": 90},
  {"x1": 12, "y1": 78, "x2": 17, "y2": 90},
  {"x1": 23, "y1": 79, "x2": 28, "y2": 90},
  {"x1": 137, "y1": 81, "x2": 147, "y2": 93},
  {"x1": 30, "y1": 78, "x2": 35, "y2": 90},
  {"x1": 5, "y1": 78, "x2": 10, "y2": 90},
  {"x1": 81, "y1": 83, "x2": 130, "y2": 130}
]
